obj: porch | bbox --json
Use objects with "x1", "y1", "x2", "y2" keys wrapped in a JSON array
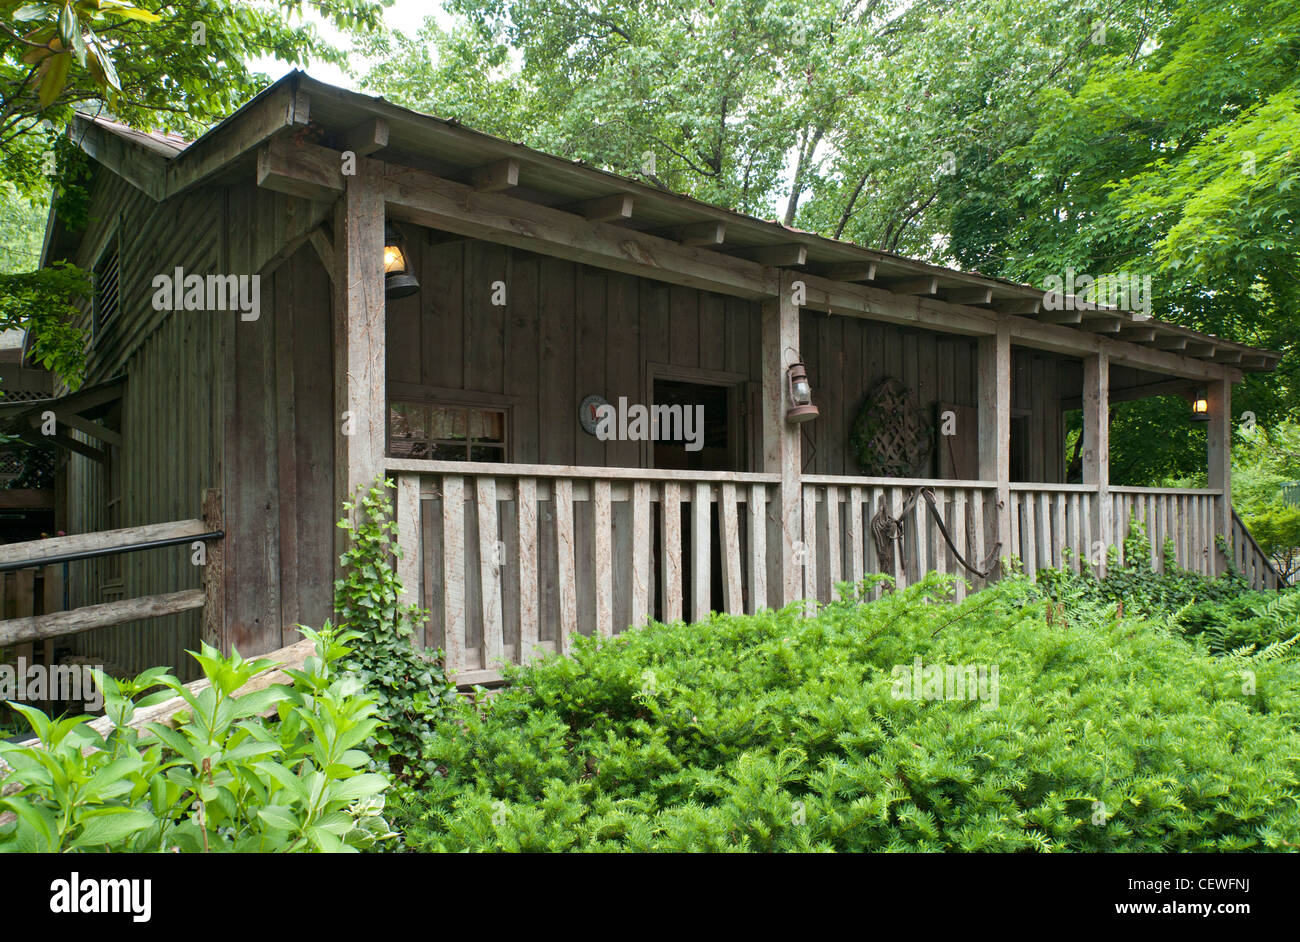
[{"x1": 387, "y1": 461, "x2": 1268, "y2": 684}]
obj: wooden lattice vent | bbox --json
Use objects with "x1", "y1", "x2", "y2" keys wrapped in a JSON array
[{"x1": 849, "y1": 377, "x2": 933, "y2": 477}]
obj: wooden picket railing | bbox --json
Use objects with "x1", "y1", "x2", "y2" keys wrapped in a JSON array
[
  {"x1": 389, "y1": 461, "x2": 782, "y2": 685},
  {"x1": 1230, "y1": 508, "x2": 1284, "y2": 590},
  {"x1": 800, "y1": 477, "x2": 998, "y2": 602},
  {"x1": 391, "y1": 461, "x2": 1286, "y2": 684}
]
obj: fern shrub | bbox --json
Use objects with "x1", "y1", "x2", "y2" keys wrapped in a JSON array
[{"x1": 393, "y1": 575, "x2": 1300, "y2": 852}]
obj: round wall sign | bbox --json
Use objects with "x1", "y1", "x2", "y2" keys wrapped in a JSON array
[{"x1": 579, "y1": 395, "x2": 609, "y2": 436}]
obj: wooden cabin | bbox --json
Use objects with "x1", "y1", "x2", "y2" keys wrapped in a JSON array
[{"x1": 17, "y1": 72, "x2": 1282, "y2": 682}]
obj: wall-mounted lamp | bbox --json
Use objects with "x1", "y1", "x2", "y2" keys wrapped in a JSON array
[
  {"x1": 1190, "y1": 386, "x2": 1210, "y2": 422},
  {"x1": 786, "y1": 361, "x2": 819, "y2": 424},
  {"x1": 383, "y1": 223, "x2": 420, "y2": 299}
]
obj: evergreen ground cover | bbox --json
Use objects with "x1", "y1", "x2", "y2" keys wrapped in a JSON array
[{"x1": 394, "y1": 573, "x2": 1300, "y2": 852}]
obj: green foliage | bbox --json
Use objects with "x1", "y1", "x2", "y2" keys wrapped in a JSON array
[
  {"x1": 393, "y1": 575, "x2": 1300, "y2": 852},
  {"x1": 334, "y1": 478, "x2": 459, "y2": 789},
  {"x1": 1, "y1": 0, "x2": 387, "y2": 192},
  {"x1": 1039, "y1": 519, "x2": 1250, "y2": 616},
  {"x1": 0, "y1": 625, "x2": 395, "y2": 853},
  {"x1": 0, "y1": 259, "x2": 88, "y2": 388}
]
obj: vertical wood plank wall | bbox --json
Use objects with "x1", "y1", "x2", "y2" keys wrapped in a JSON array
[
  {"x1": 798, "y1": 312, "x2": 1073, "y2": 482},
  {"x1": 385, "y1": 235, "x2": 766, "y2": 469},
  {"x1": 60, "y1": 178, "x2": 336, "y2": 677}
]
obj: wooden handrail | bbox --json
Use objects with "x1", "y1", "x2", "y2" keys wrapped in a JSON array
[
  {"x1": 386, "y1": 459, "x2": 780, "y2": 485},
  {"x1": 1231, "y1": 507, "x2": 1284, "y2": 588},
  {"x1": 0, "y1": 519, "x2": 209, "y2": 568},
  {"x1": 0, "y1": 589, "x2": 205, "y2": 647}
]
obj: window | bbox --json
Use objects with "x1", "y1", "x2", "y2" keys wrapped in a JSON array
[
  {"x1": 389, "y1": 401, "x2": 507, "y2": 462},
  {"x1": 92, "y1": 234, "x2": 120, "y2": 342}
]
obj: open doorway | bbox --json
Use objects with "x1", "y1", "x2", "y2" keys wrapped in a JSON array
[{"x1": 647, "y1": 368, "x2": 748, "y2": 620}]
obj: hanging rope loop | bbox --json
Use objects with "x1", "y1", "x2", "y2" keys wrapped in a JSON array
[{"x1": 870, "y1": 486, "x2": 1002, "y2": 580}]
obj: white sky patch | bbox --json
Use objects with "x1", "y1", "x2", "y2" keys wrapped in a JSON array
[{"x1": 249, "y1": 0, "x2": 457, "y2": 88}]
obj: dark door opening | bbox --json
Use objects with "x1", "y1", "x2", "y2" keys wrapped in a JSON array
[{"x1": 650, "y1": 377, "x2": 744, "y2": 620}]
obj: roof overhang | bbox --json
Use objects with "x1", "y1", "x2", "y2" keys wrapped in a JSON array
[{"x1": 56, "y1": 71, "x2": 1283, "y2": 376}]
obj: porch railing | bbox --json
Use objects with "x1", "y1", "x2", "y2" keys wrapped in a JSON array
[
  {"x1": 389, "y1": 462, "x2": 1278, "y2": 683},
  {"x1": 800, "y1": 477, "x2": 998, "y2": 602},
  {"x1": 388, "y1": 460, "x2": 781, "y2": 685},
  {"x1": 1230, "y1": 508, "x2": 1284, "y2": 590}
]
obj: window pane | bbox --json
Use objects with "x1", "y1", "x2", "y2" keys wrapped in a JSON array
[
  {"x1": 430, "y1": 407, "x2": 467, "y2": 441},
  {"x1": 468, "y1": 409, "x2": 505, "y2": 443},
  {"x1": 470, "y1": 445, "x2": 505, "y2": 463},
  {"x1": 390, "y1": 402, "x2": 427, "y2": 442},
  {"x1": 430, "y1": 441, "x2": 469, "y2": 461}
]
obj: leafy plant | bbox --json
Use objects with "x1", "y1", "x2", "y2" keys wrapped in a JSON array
[
  {"x1": 334, "y1": 478, "x2": 459, "y2": 789},
  {"x1": 0, "y1": 624, "x2": 394, "y2": 853}
]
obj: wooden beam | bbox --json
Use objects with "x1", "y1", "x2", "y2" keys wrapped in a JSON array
[
  {"x1": 574, "y1": 193, "x2": 633, "y2": 223},
  {"x1": 372, "y1": 149, "x2": 778, "y2": 298},
  {"x1": 731, "y1": 243, "x2": 808, "y2": 267},
  {"x1": 946, "y1": 286, "x2": 994, "y2": 306},
  {"x1": 1082, "y1": 353, "x2": 1111, "y2": 573},
  {"x1": 1079, "y1": 317, "x2": 1123, "y2": 333},
  {"x1": 673, "y1": 221, "x2": 726, "y2": 246},
  {"x1": 1117, "y1": 326, "x2": 1158, "y2": 342},
  {"x1": 993, "y1": 297, "x2": 1041, "y2": 316},
  {"x1": 1211, "y1": 348, "x2": 1244, "y2": 364},
  {"x1": 15, "y1": 428, "x2": 105, "y2": 464},
  {"x1": 164, "y1": 78, "x2": 310, "y2": 199},
  {"x1": 0, "y1": 589, "x2": 205, "y2": 646},
  {"x1": 257, "y1": 135, "x2": 344, "y2": 201},
  {"x1": 978, "y1": 326, "x2": 1011, "y2": 576},
  {"x1": 1154, "y1": 335, "x2": 1188, "y2": 351},
  {"x1": 1039, "y1": 309, "x2": 1083, "y2": 325},
  {"x1": 881, "y1": 276, "x2": 939, "y2": 296},
  {"x1": 1062, "y1": 377, "x2": 1195, "y2": 410},
  {"x1": 71, "y1": 117, "x2": 169, "y2": 201},
  {"x1": 819, "y1": 261, "x2": 877, "y2": 283},
  {"x1": 341, "y1": 117, "x2": 389, "y2": 157},
  {"x1": 1207, "y1": 377, "x2": 1232, "y2": 575},
  {"x1": 1183, "y1": 342, "x2": 1217, "y2": 358},
  {"x1": 333, "y1": 173, "x2": 387, "y2": 506},
  {"x1": 49, "y1": 410, "x2": 123, "y2": 448},
  {"x1": 762, "y1": 272, "x2": 803, "y2": 605},
  {"x1": 470, "y1": 158, "x2": 519, "y2": 192},
  {"x1": 9, "y1": 638, "x2": 312, "y2": 756},
  {"x1": 308, "y1": 228, "x2": 336, "y2": 284},
  {"x1": 0, "y1": 519, "x2": 208, "y2": 566}
]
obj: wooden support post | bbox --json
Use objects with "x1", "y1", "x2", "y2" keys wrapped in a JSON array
[
  {"x1": 202, "y1": 488, "x2": 225, "y2": 653},
  {"x1": 333, "y1": 173, "x2": 386, "y2": 554},
  {"x1": 762, "y1": 272, "x2": 803, "y2": 605},
  {"x1": 978, "y1": 325, "x2": 1011, "y2": 576},
  {"x1": 1207, "y1": 377, "x2": 1232, "y2": 575},
  {"x1": 1082, "y1": 352, "x2": 1111, "y2": 575}
]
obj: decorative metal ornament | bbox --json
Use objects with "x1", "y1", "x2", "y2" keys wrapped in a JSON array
[
  {"x1": 579, "y1": 394, "x2": 609, "y2": 436},
  {"x1": 849, "y1": 377, "x2": 933, "y2": 476}
]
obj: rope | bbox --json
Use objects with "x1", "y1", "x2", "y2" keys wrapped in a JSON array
[{"x1": 871, "y1": 486, "x2": 1002, "y2": 580}]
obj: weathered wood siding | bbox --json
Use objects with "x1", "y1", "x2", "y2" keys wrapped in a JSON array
[
  {"x1": 798, "y1": 311, "x2": 1071, "y2": 483},
  {"x1": 60, "y1": 175, "x2": 336, "y2": 677},
  {"x1": 63, "y1": 172, "x2": 224, "y2": 676},
  {"x1": 385, "y1": 234, "x2": 766, "y2": 469}
]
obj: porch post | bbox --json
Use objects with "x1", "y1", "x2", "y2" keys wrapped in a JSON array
[
  {"x1": 1207, "y1": 377, "x2": 1232, "y2": 574},
  {"x1": 978, "y1": 325, "x2": 1011, "y2": 576},
  {"x1": 333, "y1": 174, "x2": 387, "y2": 510},
  {"x1": 761, "y1": 272, "x2": 803, "y2": 605},
  {"x1": 1082, "y1": 352, "x2": 1111, "y2": 575}
]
